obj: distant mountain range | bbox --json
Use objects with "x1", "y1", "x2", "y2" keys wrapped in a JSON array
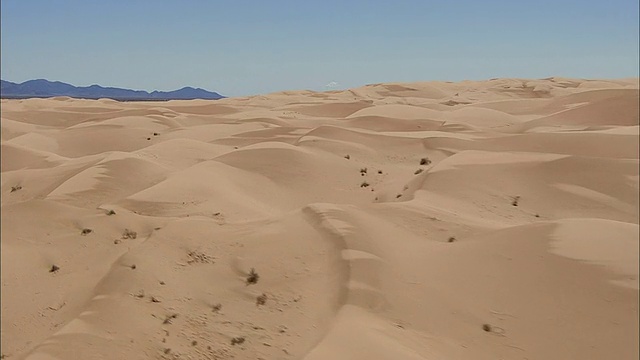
[{"x1": 0, "y1": 79, "x2": 225, "y2": 100}]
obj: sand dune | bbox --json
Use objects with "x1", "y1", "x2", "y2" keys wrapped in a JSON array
[{"x1": 1, "y1": 78, "x2": 638, "y2": 360}]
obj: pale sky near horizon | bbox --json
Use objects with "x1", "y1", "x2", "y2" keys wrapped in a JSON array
[{"x1": 1, "y1": 1, "x2": 638, "y2": 97}]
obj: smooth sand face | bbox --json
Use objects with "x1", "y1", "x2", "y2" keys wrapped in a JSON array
[{"x1": 1, "y1": 78, "x2": 638, "y2": 360}]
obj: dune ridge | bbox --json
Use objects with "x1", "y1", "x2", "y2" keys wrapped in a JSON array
[{"x1": 1, "y1": 78, "x2": 638, "y2": 360}]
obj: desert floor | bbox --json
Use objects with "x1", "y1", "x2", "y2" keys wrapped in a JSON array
[{"x1": 1, "y1": 77, "x2": 639, "y2": 360}]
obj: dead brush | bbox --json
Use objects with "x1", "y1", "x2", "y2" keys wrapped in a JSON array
[
  {"x1": 246, "y1": 268, "x2": 260, "y2": 285},
  {"x1": 122, "y1": 229, "x2": 137, "y2": 239},
  {"x1": 512, "y1": 196, "x2": 521, "y2": 207},
  {"x1": 256, "y1": 293, "x2": 267, "y2": 306},
  {"x1": 163, "y1": 313, "x2": 178, "y2": 325}
]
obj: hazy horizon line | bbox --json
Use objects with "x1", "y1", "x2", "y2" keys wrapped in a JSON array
[{"x1": 2, "y1": 75, "x2": 639, "y2": 99}]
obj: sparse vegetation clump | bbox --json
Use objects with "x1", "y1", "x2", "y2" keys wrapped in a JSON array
[
  {"x1": 163, "y1": 313, "x2": 178, "y2": 325},
  {"x1": 482, "y1": 323, "x2": 492, "y2": 332},
  {"x1": 246, "y1": 268, "x2": 259, "y2": 285},
  {"x1": 344, "y1": 154, "x2": 350, "y2": 159},
  {"x1": 448, "y1": 237, "x2": 456, "y2": 243},
  {"x1": 212, "y1": 303, "x2": 222, "y2": 312},
  {"x1": 360, "y1": 181, "x2": 370, "y2": 188},
  {"x1": 512, "y1": 196, "x2": 520, "y2": 206},
  {"x1": 10, "y1": 185, "x2": 22, "y2": 193},
  {"x1": 231, "y1": 336, "x2": 245, "y2": 345},
  {"x1": 187, "y1": 250, "x2": 214, "y2": 264},
  {"x1": 106, "y1": 209, "x2": 116, "y2": 216},
  {"x1": 50, "y1": 264, "x2": 60, "y2": 273},
  {"x1": 378, "y1": 170, "x2": 383, "y2": 174},
  {"x1": 420, "y1": 157, "x2": 431, "y2": 165},
  {"x1": 360, "y1": 167, "x2": 368, "y2": 175},
  {"x1": 81, "y1": 228, "x2": 92, "y2": 236},
  {"x1": 256, "y1": 293, "x2": 267, "y2": 306},
  {"x1": 122, "y1": 229, "x2": 137, "y2": 239},
  {"x1": 414, "y1": 168, "x2": 424, "y2": 175}
]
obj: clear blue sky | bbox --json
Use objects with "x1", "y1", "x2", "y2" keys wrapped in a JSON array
[{"x1": 1, "y1": 0, "x2": 638, "y2": 97}]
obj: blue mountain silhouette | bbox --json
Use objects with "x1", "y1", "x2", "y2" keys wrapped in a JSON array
[{"x1": 0, "y1": 79, "x2": 224, "y2": 100}]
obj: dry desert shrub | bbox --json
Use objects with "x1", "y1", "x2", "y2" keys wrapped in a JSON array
[
  {"x1": 420, "y1": 157, "x2": 431, "y2": 165},
  {"x1": 122, "y1": 229, "x2": 137, "y2": 239},
  {"x1": 256, "y1": 293, "x2": 267, "y2": 306},
  {"x1": 187, "y1": 250, "x2": 214, "y2": 264},
  {"x1": 246, "y1": 268, "x2": 259, "y2": 285},
  {"x1": 231, "y1": 336, "x2": 245, "y2": 345},
  {"x1": 512, "y1": 196, "x2": 520, "y2": 206},
  {"x1": 163, "y1": 313, "x2": 178, "y2": 324}
]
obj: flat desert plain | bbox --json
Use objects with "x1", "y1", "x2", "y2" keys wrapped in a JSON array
[{"x1": 1, "y1": 77, "x2": 639, "y2": 360}]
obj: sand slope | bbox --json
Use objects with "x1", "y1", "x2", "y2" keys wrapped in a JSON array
[{"x1": 1, "y1": 78, "x2": 638, "y2": 360}]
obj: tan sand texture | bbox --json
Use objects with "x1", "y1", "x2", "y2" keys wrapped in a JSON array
[{"x1": 1, "y1": 77, "x2": 638, "y2": 359}]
